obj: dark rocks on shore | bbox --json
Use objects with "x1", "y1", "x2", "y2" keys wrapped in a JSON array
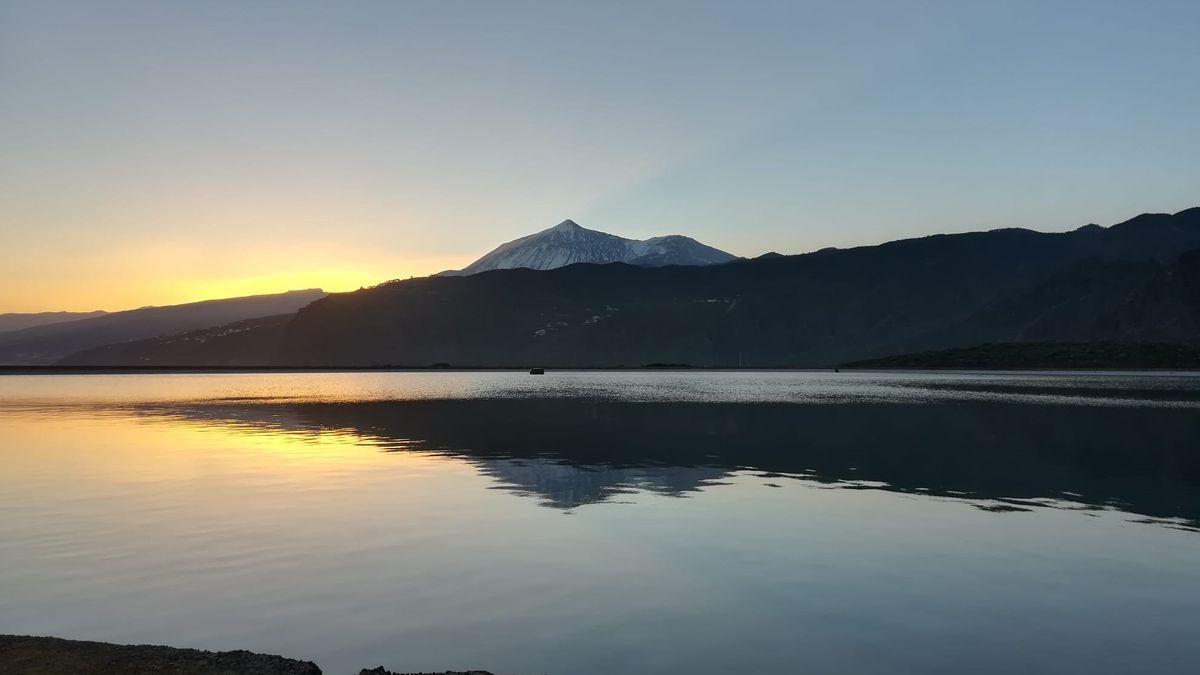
[
  {"x1": 0, "y1": 635, "x2": 496, "y2": 675},
  {"x1": 0, "y1": 635, "x2": 321, "y2": 674}
]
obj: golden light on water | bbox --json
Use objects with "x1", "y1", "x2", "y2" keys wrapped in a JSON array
[{"x1": 1, "y1": 407, "x2": 460, "y2": 499}]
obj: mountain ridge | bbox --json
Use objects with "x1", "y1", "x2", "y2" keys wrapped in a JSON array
[
  {"x1": 0, "y1": 289, "x2": 326, "y2": 365},
  {"x1": 0, "y1": 310, "x2": 108, "y2": 334}
]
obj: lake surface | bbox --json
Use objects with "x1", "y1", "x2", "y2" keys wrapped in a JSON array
[{"x1": 1, "y1": 371, "x2": 1199, "y2": 674}]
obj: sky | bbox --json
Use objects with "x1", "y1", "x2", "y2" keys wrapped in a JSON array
[{"x1": 1, "y1": 0, "x2": 1198, "y2": 312}]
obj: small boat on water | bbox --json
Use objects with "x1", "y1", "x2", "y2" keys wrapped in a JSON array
[{"x1": 529, "y1": 367, "x2": 545, "y2": 375}]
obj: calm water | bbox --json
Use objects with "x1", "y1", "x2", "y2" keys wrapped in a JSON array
[{"x1": 1, "y1": 371, "x2": 1199, "y2": 674}]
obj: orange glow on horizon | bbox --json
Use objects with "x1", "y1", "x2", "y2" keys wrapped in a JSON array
[{"x1": 0, "y1": 251, "x2": 472, "y2": 314}]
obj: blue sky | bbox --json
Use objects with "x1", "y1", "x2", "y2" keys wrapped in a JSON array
[{"x1": 1, "y1": 0, "x2": 1197, "y2": 311}]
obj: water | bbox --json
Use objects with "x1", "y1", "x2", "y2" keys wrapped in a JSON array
[{"x1": 1, "y1": 371, "x2": 1198, "y2": 674}]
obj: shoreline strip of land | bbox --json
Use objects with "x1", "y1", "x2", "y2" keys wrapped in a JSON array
[{"x1": 0, "y1": 634, "x2": 493, "y2": 675}]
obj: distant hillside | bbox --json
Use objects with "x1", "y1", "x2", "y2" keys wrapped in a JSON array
[
  {"x1": 53, "y1": 207, "x2": 1200, "y2": 368},
  {"x1": 0, "y1": 310, "x2": 106, "y2": 334},
  {"x1": 57, "y1": 314, "x2": 296, "y2": 366},
  {"x1": 842, "y1": 342, "x2": 1200, "y2": 370},
  {"x1": 440, "y1": 219, "x2": 736, "y2": 275},
  {"x1": 0, "y1": 289, "x2": 325, "y2": 365}
]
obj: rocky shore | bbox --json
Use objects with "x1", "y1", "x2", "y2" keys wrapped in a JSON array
[{"x1": 0, "y1": 635, "x2": 494, "y2": 675}]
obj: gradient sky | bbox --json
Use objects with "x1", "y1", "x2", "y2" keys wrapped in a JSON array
[{"x1": 2, "y1": 0, "x2": 1198, "y2": 312}]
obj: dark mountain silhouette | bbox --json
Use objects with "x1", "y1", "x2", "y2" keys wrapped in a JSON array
[
  {"x1": 57, "y1": 314, "x2": 296, "y2": 366},
  {"x1": 54, "y1": 207, "x2": 1200, "y2": 367},
  {"x1": 0, "y1": 290, "x2": 325, "y2": 365},
  {"x1": 0, "y1": 310, "x2": 107, "y2": 334},
  {"x1": 272, "y1": 207, "x2": 1200, "y2": 367}
]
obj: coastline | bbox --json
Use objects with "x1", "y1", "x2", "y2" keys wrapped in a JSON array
[{"x1": 0, "y1": 635, "x2": 493, "y2": 675}]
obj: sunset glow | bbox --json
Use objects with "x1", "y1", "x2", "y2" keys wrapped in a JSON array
[
  {"x1": 1, "y1": 242, "x2": 467, "y2": 313},
  {"x1": 3, "y1": 1, "x2": 1197, "y2": 313}
]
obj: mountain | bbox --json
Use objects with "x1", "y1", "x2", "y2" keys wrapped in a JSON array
[
  {"x1": 268, "y1": 207, "x2": 1200, "y2": 367},
  {"x1": 57, "y1": 314, "x2": 296, "y2": 367},
  {"x1": 52, "y1": 207, "x2": 1200, "y2": 368},
  {"x1": 0, "y1": 289, "x2": 326, "y2": 365},
  {"x1": 0, "y1": 310, "x2": 107, "y2": 334},
  {"x1": 439, "y1": 219, "x2": 736, "y2": 275}
]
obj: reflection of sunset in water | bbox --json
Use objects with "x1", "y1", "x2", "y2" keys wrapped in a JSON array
[{"x1": 0, "y1": 408, "x2": 480, "y2": 538}]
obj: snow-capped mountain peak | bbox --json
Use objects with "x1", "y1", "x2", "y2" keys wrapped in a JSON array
[{"x1": 440, "y1": 220, "x2": 736, "y2": 276}]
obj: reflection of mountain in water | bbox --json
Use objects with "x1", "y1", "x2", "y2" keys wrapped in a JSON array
[
  {"x1": 137, "y1": 398, "x2": 1200, "y2": 526},
  {"x1": 475, "y1": 459, "x2": 727, "y2": 509}
]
